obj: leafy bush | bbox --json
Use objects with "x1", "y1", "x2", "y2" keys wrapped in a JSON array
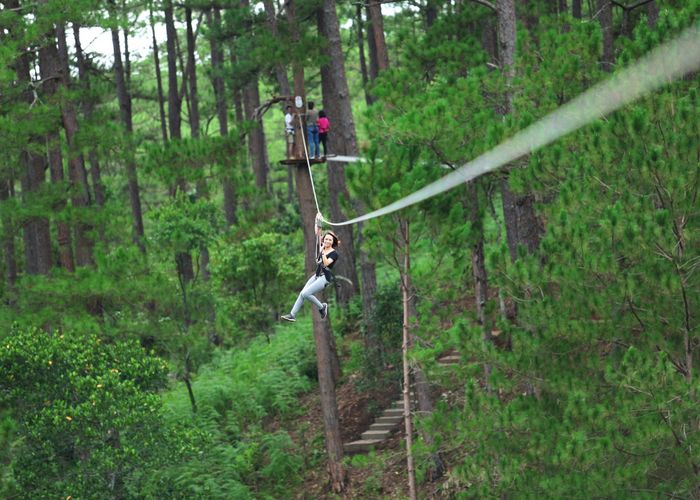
[
  {"x1": 0, "y1": 328, "x2": 195, "y2": 498},
  {"x1": 211, "y1": 232, "x2": 300, "y2": 336}
]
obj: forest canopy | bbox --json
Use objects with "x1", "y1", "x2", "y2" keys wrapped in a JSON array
[{"x1": 1, "y1": 0, "x2": 698, "y2": 497}]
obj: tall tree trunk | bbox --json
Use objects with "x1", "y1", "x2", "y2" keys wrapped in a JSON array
[
  {"x1": 185, "y1": 7, "x2": 200, "y2": 140},
  {"x1": 366, "y1": 5, "x2": 379, "y2": 81},
  {"x1": 367, "y1": 0, "x2": 389, "y2": 73},
  {"x1": 0, "y1": 177, "x2": 18, "y2": 289},
  {"x1": 164, "y1": 0, "x2": 194, "y2": 283},
  {"x1": 288, "y1": 0, "x2": 344, "y2": 490},
  {"x1": 165, "y1": 1, "x2": 182, "y2": 143},
  {"x1": 399, "y1": 218, "x2": 417, "y2": 500},
  {"x1": 110, "y1": 4, "x2": 146, "y2": 253},
  {"x1": 497, "y1": 0, "x2": 542, "y2": 264},
  {"x1": 317, "y1": 0, "x2": 359, "y2": 306},
  {"x1": 355, "y1": 5, "x2": 373, "y2": 106},
  {"x1": 8, "y1": 0, "x2": 50, "y2": 275},
  {"x1": 56, "y1": 23, "x2": 94, "y2": 267},
  {"x1": 243, "y1": 79, "x2": 269, "y2": 190},
  {"x1": 241, "y1": 0, "x2": 269, "y2": 191},
  {"x1": 646, "y1": 0, "x2": 659, "y2": 27},
  {"x1": 597, "y1": 0, "x2": 614, "y2": 72},
  {"x1": 149, "y1": 3, "x2": 169, "y2": 143},
  {"x1": 17, "y1": 51, "x2": 51, "y2": 276},
  {"x1": 400, "y1": 218, "x2": 445, "y2": 481},
  {"x1": 73, "y1": 24, "x2": 106, "y2": 210},
  {"x1": 46, "y1": 132, "x2": 75, "y2": 272},
  {"x1": 38, "y1": 42, "x2": 75, "y2": 272},
  {"x1": 572, "y1": 0, "x2": 582, "y2": 19},
  {"x1": 262, "y1": 0, "x2": 291, "y2": 96},
  {"x1": 260, "y1": 0, "x2": 294, "y2": 200},
  {"x1": 208, "y1": 8, "x2": 237, "y2": 226},
  {"x1": 185, "y1": 7, "x2": 212, "y2": 286},
  {"x1": 425, "y1": 0, "x2": 438, "y2": 29}
]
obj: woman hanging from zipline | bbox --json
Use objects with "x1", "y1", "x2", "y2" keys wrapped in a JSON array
[{"x1": 281, "y1": 214, "x2": 339, "y2": 322}]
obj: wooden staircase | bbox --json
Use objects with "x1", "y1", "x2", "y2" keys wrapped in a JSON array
[{"x1": 344, "y1": 352, "x2": 460, "y2": 454}]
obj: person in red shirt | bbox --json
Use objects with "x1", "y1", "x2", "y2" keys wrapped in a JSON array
[{"x1": 318, "y1": 110, "x2": 330, "y2": 158}]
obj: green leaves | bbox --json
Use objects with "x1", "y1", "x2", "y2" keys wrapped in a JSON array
[{"x1": 0, "y1": 327, "x2": 190, "y2": 498}]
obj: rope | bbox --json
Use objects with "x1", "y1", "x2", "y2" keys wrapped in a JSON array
[
  {"x1": 309, "y1": 23, "x2": 700, "y2": 228},
  {"x1": 296, "y1": 113, "x2": 323, "y2": 219}
]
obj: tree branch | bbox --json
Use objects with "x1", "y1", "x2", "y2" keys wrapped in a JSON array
[
  {"x1": 252, "y1": 95, "x2": 290, "y2": 121},
  {"x1": 610, "y1": 0, "x2": 656, "y2": 11},
  {"x1": 468, "y1": 0, "x2": 497, "y2": 12}
]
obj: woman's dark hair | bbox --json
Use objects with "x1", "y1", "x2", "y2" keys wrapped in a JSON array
[
  {"x1": 308, "y1": 101, "x2": 315, "y2": 110},
  {"x1": 324, "y1": 231, "x2": 339, "y2": 248},
  {"x1": 319, "y1": 110, "x2": 326, "y2": 118}
]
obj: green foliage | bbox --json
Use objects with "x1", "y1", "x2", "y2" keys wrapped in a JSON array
[
  {"x1": 211, "y1": 232, "x2": 301, "y2": 335},
  {"x1": 0, "y1": 327, "x2": 196, "y2": 498},
  {"x1": 151, "y1": 193, "x2": 222, "y2": 256},
  {"x1": 159, "y1": 323, "x2": 316, "y2": 497},
  {"x1": 0, "y1": 413, "x2": 18, "y2": 498}
]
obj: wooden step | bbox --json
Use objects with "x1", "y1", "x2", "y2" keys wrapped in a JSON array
[
  {"x1": 344, "y1": 439, "x2": 382, "y2": 454},
  {"x1": 376, "y1": 415, "x2": 403, "y2": 425},
  {"x1": 383, "y1": 408, "x2": 404, "y2": 417},
  {"x1": 393, "y1": 398, "x2": 416, "y2": 408},
  {"x1": 361, "y1": 429, "x2": 392, "y2": 441},
  {"x1": 369, "y1": 422, "x2": 398, "y2": 431}
]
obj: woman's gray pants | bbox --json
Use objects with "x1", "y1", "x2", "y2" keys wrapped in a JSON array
[{"x1": 290, "y1": 274, "x2": 328, "y2": 316}]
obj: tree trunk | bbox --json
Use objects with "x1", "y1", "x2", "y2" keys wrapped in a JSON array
[
  {"x1": 497, "y1": 0, "x2": 542, "y2": 262},
  {"x1": 17, "y1": 50, "x2": 51, "y2": 276},
  {"x1": 355, "y1": 5, "x2": 373, "y2": 106},
  {"x1": 367, "y1": 0, "x2": 389, "y2": 73},
  {"x1": 572, "y1": 0, "x2": 582, "y2": 19},
  {"x1": 646, "y1": 0, "x2": 659, "y2": 27},
  {"x1": 399, "y1": 219, "x2": 418, "y2": 500},
  {"x1": 185, "y1": 8, "x2": 213, "y2": 289},
  {"x1": 165, "y1": 2, "x2": 181, "y2": 142},
  {"x1": 56, "y1": 23, "x2": 94, "y2": 267},
  {"x1": 110, "y1": 5, "x2": 146, "y2": 253},
  {"x1": 467, "y1": 182, "x2": 495, "y2": 389},
  {"x1": 295, "y1": 164, "x2": 346, "y2": 493},
  {"x1": 185, "y1": 7, "x2": 200, "y2": 140},
  {"x1": 73, "y1": 24, "x2": 106, "y2": 210},
  {"x1": 164, "y1": 1, "x2": 194, "y2": 283},
  {"x1": 149, "y1": 4, "x2": 169, "y2": 143},
  {"x1": 366, "y1": 5, "x2": 379, "y2": 81},
  {"x1": 46, "y1": 132, "x2": 75, "y2": 272},
  {"x1": 400, "y1": 218, "x2": 445, "y2": 481},
  {"x1": 208, "y1": 8, "x2": 237, "y2": 226},
  {"x1": 0, "y1": 177, "x2": 18, "y2": 288},
  {"x1": 317, "y1": 0, "x2": 360, "y2": 306},
  {"x1": 425, "y1": 0, "x2": 438, "y2": 29},
  {"x1": 241, "y1": 0, "x2": 269, "y2": 191},
  {"x1": 38, "y1": 41, "x2": 75, "y2": 272},
  {"x1": 597, "y1": 0, "x2": 614, "y2": 72},
  {"x1": 243, "y1": 79, "x2": 269, "y2": 191},
  {"x1": 262, "y1": 0, "x2": 292, "y2": 97},
  {"x1": 288, "y1": 0, "x2": 344, "y2": 490}
]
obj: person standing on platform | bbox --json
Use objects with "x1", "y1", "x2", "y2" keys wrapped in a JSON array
[
  {"x1": 306, "y1": 101, "x2": 320, "y2": 159},
  {"x1": 284, "y1": 105, "x2": 295, "y2": 158},
  {"x1": 318, "y1": 110, "x2": 330, "y2": 158}
]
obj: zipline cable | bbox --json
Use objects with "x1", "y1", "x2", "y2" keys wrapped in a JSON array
[{"x1": 312, "y1": 23, "x2": 700, "y2": 228}]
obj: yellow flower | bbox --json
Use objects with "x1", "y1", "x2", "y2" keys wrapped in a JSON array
[{"x1": 65, "y1": 416, "x2": 72, "y2": 421}]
